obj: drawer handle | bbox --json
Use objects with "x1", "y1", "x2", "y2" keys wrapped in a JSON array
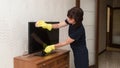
[
  {"x1": 65, "y1": 65, "x2": 69, "y2": 68},
  {"x1": 42, "y1": 63, "x2": 46, "y2": 66}
]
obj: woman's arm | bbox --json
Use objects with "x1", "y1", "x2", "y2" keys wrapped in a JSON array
[
  {"x1": 54, "y1": 37, "x2": 75, "y2": 48},
  {"x1": 52, "y1": 21, "x2": 68, "y2": 29}
]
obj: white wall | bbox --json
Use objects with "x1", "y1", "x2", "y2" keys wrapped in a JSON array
[
  {"x1": 0, "y1": 0, "x2": 75, "y2": 68},
  {"x1": 81, "y1": 0, "x2": 96, "y2": 66}
]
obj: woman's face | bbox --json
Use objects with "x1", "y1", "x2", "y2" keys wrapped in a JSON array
[{"x1": 67, "y1": 17, "x2": 76, "y2": 25}]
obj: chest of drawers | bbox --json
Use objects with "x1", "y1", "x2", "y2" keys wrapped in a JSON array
[{"x1": 14, "y1": 49, "x2": 70, "y2": 68}]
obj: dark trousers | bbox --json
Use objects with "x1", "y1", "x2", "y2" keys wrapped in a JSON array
[{"x1": 71, "y1": 46, "x2": 89, "y2": 68}]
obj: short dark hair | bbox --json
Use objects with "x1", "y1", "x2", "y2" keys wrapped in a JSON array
[{"x1": 67, "y1": 7, "x2": 84, "y2": 29}]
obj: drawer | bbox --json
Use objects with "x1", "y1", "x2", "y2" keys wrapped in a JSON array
[
  {"x1": 37, "y1": 54, "x2": 69, "y2": 68},
  {"x1": 56, "y1": 54, "x2": 69, "y2": 68},
  {"x1": 37, "y1": 60, "x2": 56, "y2": 68},
  {"x1": 57, "y1": 64, "x2": 69, "y2": 68},
  {"x1": 56, "y1": 54, "x2": 69, "y2": 65}
]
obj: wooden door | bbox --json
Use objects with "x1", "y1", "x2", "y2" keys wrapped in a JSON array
[{"x1": 76, "y1": 0, "x2": 80, "y2": 8}]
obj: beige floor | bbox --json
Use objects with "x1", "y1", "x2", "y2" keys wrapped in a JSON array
[
  {"x1": 107, "y1": 47, "x2": 120, "y2": 52},
  {"x1": 99, "y1": 50, "x2": 120, "y2": 68}
]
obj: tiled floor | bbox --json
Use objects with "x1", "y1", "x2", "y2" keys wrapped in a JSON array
[{"x1": 99, "y1": 51, "x2": 120, "y2": 68}]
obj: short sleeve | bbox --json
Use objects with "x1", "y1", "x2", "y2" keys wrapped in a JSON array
[{"x1": 65, "y1": 19, "x2": 70, "y2": 25}]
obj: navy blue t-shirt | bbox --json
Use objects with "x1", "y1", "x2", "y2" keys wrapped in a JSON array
[{"x1": 65, "y1": 20, "x2": 87, "y2": 49}]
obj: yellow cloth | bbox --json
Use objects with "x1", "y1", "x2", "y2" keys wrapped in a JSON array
[
  {"x1": 36, "y1": 20, "x2": 52, "y2": 31},
  {"x1": 44, "y1": 45, "x2": 55, "y2": 53}
]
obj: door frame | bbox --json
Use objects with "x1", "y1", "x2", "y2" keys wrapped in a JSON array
[
  {"x1": 76, "y1": 0, "x2": 80, "y2": 7},
  {"x1": 109, "y1": 7, "x2": 120, "y2": 48},
  {"x1": 96, "y1": 0, "x2": 99, "y2": 68}
]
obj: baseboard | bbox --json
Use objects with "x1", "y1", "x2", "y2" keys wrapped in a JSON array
[
  {"x1": 98, "y1": 49, "x2": 106, "y2": 55},
  {"x1": 89, "y1": 65, "x2": 96, "y2": 68}
]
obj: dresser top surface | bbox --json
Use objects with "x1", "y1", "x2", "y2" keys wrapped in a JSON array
[{"x1": 14, "y1": 49, "x2": 69, "y2": 64}]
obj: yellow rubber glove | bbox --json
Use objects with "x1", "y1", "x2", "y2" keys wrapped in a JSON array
[
  {"x1": 35, "y1": 20, "x2": 52, "y2": 31},
  {"x1": 44, "y1": 45, "x2": 55, "y2": 54}
]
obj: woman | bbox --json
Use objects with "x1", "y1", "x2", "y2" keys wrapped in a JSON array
[{"x1": 35, "y1": 7, "x2": 89, "y2": 68}]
